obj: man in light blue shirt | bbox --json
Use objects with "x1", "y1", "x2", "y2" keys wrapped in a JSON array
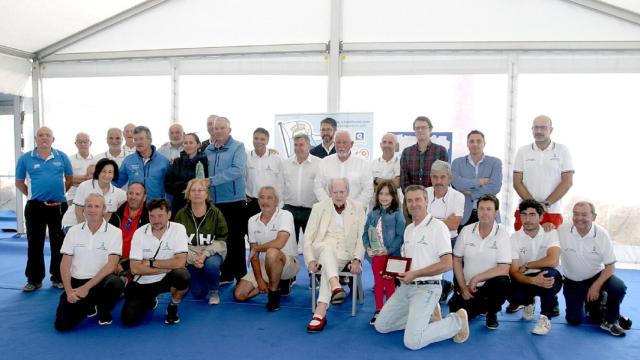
[
  {"x1": 451, "y1": 130, "x2": 502, "y2": 230},
  {"x1": 15, "y1": 127, "x2": 74, "y2": 291}
]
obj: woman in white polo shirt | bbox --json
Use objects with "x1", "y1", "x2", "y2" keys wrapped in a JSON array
[{"x1": 62, "y1": 158, "x2": 126, "y2": 229}]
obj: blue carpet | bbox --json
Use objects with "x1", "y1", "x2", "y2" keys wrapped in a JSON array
[
  {"x1": 0, "y1": 236, "x2": 638, "y2": 360},
  {"x1": 0, "y1": 210, "x2": 17, "y2": 232}
]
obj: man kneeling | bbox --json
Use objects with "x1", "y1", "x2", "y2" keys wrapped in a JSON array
[
  {"x1": 55, "y1": 194, "x2": 124, "y2": 331},
  {"x1": 234, "y1": 186, "x2": 300, "y2": 311},
  {"x1": 121, "y1": 199, "x2": 190, "y2": 326},
  {"x1": 375, "y1": 185, "x2": 469, "y2": 349}
]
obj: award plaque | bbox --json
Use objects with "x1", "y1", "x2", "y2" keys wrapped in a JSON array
[
  {"x1": 367, "y1": 225, "x2": 384, "y2": 252},
  {"x1": 383, "y1": 256, "x2": 412, "y2": 277}
]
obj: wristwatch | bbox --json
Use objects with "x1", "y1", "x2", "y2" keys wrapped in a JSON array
[
  {"x1": 149, "y1": 259, "x2": 155, "y2": 268},
  {"x1": 543, "y1": 200, "x2": 551, "y2": 207}
]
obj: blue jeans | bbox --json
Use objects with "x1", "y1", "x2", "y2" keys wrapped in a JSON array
[
  {"x1": 563, "y1": 273, "x2": 626, "y2": 325},
  {"x1": 375, "y1": 282, "x2": 462, "y2": 350},
  {"x1": 188, "y1": 254, "x2": 223, "y2": 299},
  {"x1": 508, "y1": 267, "x2": 563, "y2": 318}
]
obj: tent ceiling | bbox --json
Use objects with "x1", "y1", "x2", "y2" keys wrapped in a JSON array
[
  {"x1": 0, "y1": 0, "x2": 146, "y2": 54},
  {"x1": 1, "y1": 0, "x2": 640, "y2": 61}
]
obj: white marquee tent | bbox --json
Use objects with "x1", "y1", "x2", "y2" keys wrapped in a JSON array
[{"x1": 1, "y1": 0, "x2": 640, "y2": 261}]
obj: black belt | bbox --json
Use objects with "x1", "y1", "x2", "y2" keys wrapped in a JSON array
[{"x1": 409, "y1": 280, "x2": 441, "y2": 285}]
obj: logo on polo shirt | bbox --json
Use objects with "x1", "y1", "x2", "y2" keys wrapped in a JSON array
[
  {"x1": 72, "y1": 243, "x2": 87, "y2": 248},
  {"x1": 525, "y1": 158, "x2": 536, "y2": 162},
  {"x1": 97, "y1": 242, "x2": 107, "y2": 251},
  {"x1": 465, "y1": 242, "x2": 476, "y2": 247},
  {"x1": 563, "y1": 247, "x2": 576, "y2": 253},
  {"x1": 590, "y1": 246, "x2": 598, "y2": 254},
  {"x1": 161, "y1": 242, "x2": 171, "y2": 251},
  {"x1": 519, "y1": 247, "x2": 528, "y2": 256},
  {"x1": 489, "y1": 241, "x2": 498, "y2": 250},
  {"x1": 53, "y1": 161, "x2": 63, "y2": 167},
  {"x1": 270, "y1": 224, "x2": 277, "y2": 231},
  {"x1": 417, "y1": 235, "x2": 428, "y2": 245},
  {"x1": 33, "y1": 164, "x2": 41, "y2": 169}
]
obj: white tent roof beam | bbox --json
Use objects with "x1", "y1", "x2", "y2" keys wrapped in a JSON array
[
  {"x1": 565, "y1": 0, "x2": 640, "y2": 25},
  {"x1": 36, "y1": 0, "x2": 171, "y2": 60},
  {"x1": 0, "y1": 45, "x2": 33, "y2": 60},
  {"x1": 343, "y1": 41, "x2": 640, "y2": 53},
  {"x1": 40, "y1": 43, "x2": 328, "y2": 63}
]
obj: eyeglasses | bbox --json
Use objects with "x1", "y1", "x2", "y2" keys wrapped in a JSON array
[
  {"x1": 124, "y1": 217, "x2": 133, "y2": 230},
  {"x1": 532, "y1": 126, "x2": 549, "y2": 131}
]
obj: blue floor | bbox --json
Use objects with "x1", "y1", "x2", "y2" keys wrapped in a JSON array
[{"x1": 0, "y1": 236, "x2": 638, "y2": 360}]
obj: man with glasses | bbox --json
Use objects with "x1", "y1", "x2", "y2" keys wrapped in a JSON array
[
  {"x1": 310, "y1": 117, "x2": 337, "y2": 159},
  {"x1": 400, "y1": 116, "x2": 448, "y2": 194},
  {"x1": 513, "y1": 115, "x2": 574, "y2": 231},
  {"x1": 109, "y1": 182, "x2": 149, "y2": 282}
]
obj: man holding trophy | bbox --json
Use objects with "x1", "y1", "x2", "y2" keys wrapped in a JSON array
[{"x1": 374, "y1": 185, "x2": 469, "y2": 350}]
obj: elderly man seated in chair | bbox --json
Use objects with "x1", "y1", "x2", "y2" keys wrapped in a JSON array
[{"x1": 304, "y1": 177, "x2": 365, "y2": 332}]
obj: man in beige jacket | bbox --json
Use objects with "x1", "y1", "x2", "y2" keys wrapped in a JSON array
[{"x1": 304, "y1": 177, "x2": 365, "y2": 332}]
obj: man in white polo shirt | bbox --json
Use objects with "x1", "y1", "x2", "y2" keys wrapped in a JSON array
[
  {"x1": 120, "y1": 199, "x2": 190, "y2": 326},
  {"x1": 375, "y1": 184, "x2": 469, "y2": 349},
  {"x1": 559, "y1": 201, "x2": 630, "y2": 337},
  {"x1": 233, "y1": 186, "x2": 300, "y2": 311},
  {"x1": 314, "y1": 131, "x2": 373, "y2": 207},
  {"x1": 449, "y1": 194, "x2": 511, "y2": 330},
  {"x1": 513, "y1": 115, "x2": 574, "y2": 231},
  {"x1": 508, "y1": 199, "x2": 563, "y2": 335},
  {"x1": 67, "y1": 132, "x2": 95, "y2": 203},
  {"x1": 371, "y1": 133, "x2": 401, "y2": 197},
  {"x1": 426, "y1": 160, "x2": 464, "y2": 303},
  {"x1": 246, "y1": 127, "x2": 284, "y2": 218},
  {"x1": 54, "y1": 194, "x2": 124, "y2": 331},
  {"x1": 282, "y1": 134, "x2": 320, "y2": 246},
  {"x1": 94, "y1": 128, "x2": 127, "y2": 167}
]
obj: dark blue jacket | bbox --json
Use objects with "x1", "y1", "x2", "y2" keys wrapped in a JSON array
[
  {"x1": 204, "y1": 136, "x2": 247, "y2": 204},
  {"x1": 116, "y1": 146, "x2": 169, "y2": 200}
]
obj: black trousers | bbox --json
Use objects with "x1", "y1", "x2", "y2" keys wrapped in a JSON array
[
  {"x1": 283, "y1": 204, "x2": 312, "y2": 244},
  {"x1": 216, "y1": 200, "x2": 248, "y2": 282},
  {"x1": 120, "y1": 268, "x2": 190, "y2": 327},
  {"x1": 24, "y1": 200, "x2": 68, "y2": 284},
  {"x1": 54, "y1": 274, "x2": 124, "y2": 331},
  {"x1": 448, "y1": 275, "x2": 510, "y2": 318},
  {"x1": 507, "y1": 267, "x2": 563, "y2": 318}
]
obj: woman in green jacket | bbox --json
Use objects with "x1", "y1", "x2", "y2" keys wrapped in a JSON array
[{"x1": 174, "y1": 179, "x2": 228, "y2": 305}]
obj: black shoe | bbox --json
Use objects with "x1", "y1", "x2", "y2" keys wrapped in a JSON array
[
  {"x1": 279, "y1": 278, "x2": 292, "y2": 297},
  {"x1": 98, "y1": 312, "x2": 113, "y2": 326},
  {"x1": 165, "y1": 303, "x2": 180, "y2": 324},
  {"x1": 486, "y1": 313, "x2": 499, "y2": 329},
  {"x1": 370, "y1": 310, "x2": 380, "y2": 325},
  {"x1": 267, "y1": 290, "x2": 281, "y2": 312},
  {"x1": 619, "y1": 316, "x2": 632, "y2": 330}
]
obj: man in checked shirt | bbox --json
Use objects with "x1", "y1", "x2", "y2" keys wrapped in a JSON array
[{"x1": 400, "y1": 116, "x2": 448, "y2": 194}]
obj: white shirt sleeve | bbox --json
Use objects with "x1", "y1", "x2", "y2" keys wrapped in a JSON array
[
  {"x1": 129, "y1": 228, "x2": 145, "y2": 260},
  {"x1": 513, "y1": 147, "x2": 524, "y2": 173},
  {"x1": 453, "y1": 227, "x2": 467, "y2": 257},
  {"x1": 453, "y1": 191, "x2": 465, "y2": 217},
  {"x1": 60, "y1": 229, "x2": 75, "y2": 255},
  {"x1": 435, "y1": 221, "x2": 453, "y2": 256},
  {"x1": 510, "y1": 234, "x2": 520, "y2": 261},
  {"x1": 599, "y1": 228, "x2": 616, "y2": 265},
  {"x1": 496, "y1": 229, "x2": 512, "y2": 264},
  {"x1": 560, "y1": 145, "x2": 575, "y2": 173},
  {"x1": 278, "y1": 211, "x2": 295, "y2": 235},
  {"x1": 546, "y1": 230, "x2": 561, "y2": 250},
  {"x1": 108, "y1": 228, "x2": 123, "y2": 256},
  {"x1": 173, "y1": 224, "x2": 189, "y2": 254},
  {"x1": 73, "y1": 180, "x2": 91, "y2": 206}
]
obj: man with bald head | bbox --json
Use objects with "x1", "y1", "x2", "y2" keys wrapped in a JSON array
[
  {"x1": 123, "y1": 123, "x2": 136, "y2": 155},
  {"x1": 372, "y1": 133, "x2": 401, "y2": 192},
  {"x1": 67, "y1": 132, "x2": 95, "y2": 203},
  {"x1": 513, "y1": 115, "x2": 574, "y2": 231},
  {"x1": 95, "y1": 128, "x2": 127, "y2": 167},
  {"x1": 159, "y1": 123, "x2": 185, "y2": 163},
  {"x1": 314, "y1": 130, "x2": 373, "y2": 207},
  {"x1": 558, "y1": 201, "x2": 630, "y2": 336},
  {"x1": 16, "y1": 127, "x2": 74, "y2": 291}
]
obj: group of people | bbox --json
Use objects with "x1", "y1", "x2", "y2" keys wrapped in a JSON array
[{"x1": 14, "y1": 113, "x2": 630, "y2": 349}]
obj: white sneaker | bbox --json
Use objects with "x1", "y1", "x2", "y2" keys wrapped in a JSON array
[
  {"x1": 523, "y1": 303, "x2": 535, "y2": 321},
  {"x1": 532, "y1": 315, "x2": 551, "y2": 335},
  {"x1": 208, "y1": 291, "x2": 220, "y2": 305},
  {"x1": 453, "y1": 309, "x2": 470, "y2": 343}
]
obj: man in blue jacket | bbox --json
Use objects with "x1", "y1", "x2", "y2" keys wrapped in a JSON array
[
  {"x1": 116, "y1": 126, "x2": 169, "y2": 201},
  {"x1": 204, "y1": 117, "x2": 248, "y2": 283}
]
